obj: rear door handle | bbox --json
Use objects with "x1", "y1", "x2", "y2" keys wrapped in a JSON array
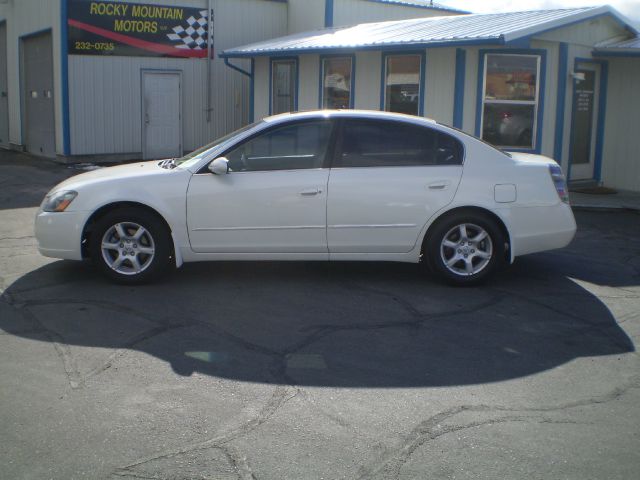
[
  {"x1": 299, "y1": 188, "x2": 322, "y2": 196},
  {"x1": 428, "y1": 181, "x2": 450, "y2": 190}
]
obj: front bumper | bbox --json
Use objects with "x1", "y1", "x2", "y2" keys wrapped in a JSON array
[{"x1": 34, "y1": 210, "x2": 90, "y2": 260}]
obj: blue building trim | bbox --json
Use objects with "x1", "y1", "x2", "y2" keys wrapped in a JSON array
[
  {"x1": 324, "y1": 0, "x2": 334, "y2": 28},
  {"x1": 553, "y1": 42, "x2": 568, "y2": 164},
  {"x1": 318, "y1": 54, "x2": 356, "y2": 109},
  {"x1": 269, "y1": 56, "x2": 299, "y2": 115},
  {"x1": 363, "y1": 0, "x2": 469, "y2": 14},
  {"x1": 592, "y1": 50, "x2": 640, "y2": 58},
  {"x1": 475, "y1": 48, "x2": 547, "y2": 154},
  {"x1": 566, "y1": 57, "x2": 609, "y2": 183},
  {"x1": 250, "y1": 58, "x2": 255, "y2": 123},
  {"x1": 60, "y1": 0, "x2": 70, "y2": 155},
  {"x1": 380, "y1": 50, "x2": 426, "y2": 116},
  {"x1": 220, "y1": 37, "x2": 505, "y2": 59},
  {"x1": 453, "y1": 48, "x2": 466, "y2": 129}
]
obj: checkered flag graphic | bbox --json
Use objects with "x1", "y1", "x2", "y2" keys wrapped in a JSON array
[{"x1": 166, "y1": 10, "x2": 208, "y2": 50}]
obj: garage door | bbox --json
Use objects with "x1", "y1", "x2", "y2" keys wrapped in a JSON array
[{"x1": 22, "y1": 32, "x2": 55, "y2": 157}]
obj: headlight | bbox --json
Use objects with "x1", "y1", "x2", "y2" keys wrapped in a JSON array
[{"x1": 42, "y1": 190, "x2": 78, "y2": 212}]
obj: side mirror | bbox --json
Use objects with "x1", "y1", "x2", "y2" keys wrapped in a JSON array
[{"x1": 208, "y1": 157, "x2": 229, "y2": 175}]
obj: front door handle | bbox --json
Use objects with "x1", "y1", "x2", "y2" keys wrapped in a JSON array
[
  {"x1": 299, "y1": 188, "x2": 322, "y2": 196},
  {"x1": 428, "y1": 181, "x2": 450, "y2": 190}
]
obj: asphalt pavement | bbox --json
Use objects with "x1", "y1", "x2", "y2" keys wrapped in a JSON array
[{"x1": 1, "y1": 152, "x2": 639, "y2": 479}]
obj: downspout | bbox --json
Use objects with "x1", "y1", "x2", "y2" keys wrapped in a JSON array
[
  {"x1": 222, "y1": 57, "x2": 254, "y2": 122},
  {"x1": 206, "y1": 0, "x2": 213, "y2": 122}
]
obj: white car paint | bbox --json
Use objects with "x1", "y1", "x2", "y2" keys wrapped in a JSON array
[{"x1": 35, "y1": 110, "x2": 576, "y2": 274}]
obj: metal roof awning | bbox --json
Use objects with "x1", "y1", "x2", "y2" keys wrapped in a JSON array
[
  {"x1": 594, "y1": 37, "x2": 640, "y2": 57},
  {"x1": 221, "y1": 6, "x2": 638, "y2": 58}
]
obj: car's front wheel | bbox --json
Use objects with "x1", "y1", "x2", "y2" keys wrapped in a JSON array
[
  {"x1": 90, "y1": 208, "x2": 172, "y2": 284},
  {"x1": 425, "y1": 212, "x2": 506, "y2": 286}
]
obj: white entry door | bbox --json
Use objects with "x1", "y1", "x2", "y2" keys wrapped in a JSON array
[
  {"x1": 569, "y1": 63, "x2": 600, "y2": 181},
  {"x1": 142, "y1": 71, "x2": 182, "y2": 160}
]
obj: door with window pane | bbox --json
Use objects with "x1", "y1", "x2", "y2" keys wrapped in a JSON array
[
  {"x1": 271, "y1": 59, "x2": 297, "y2": 114},
  {"x1": 569, "y1": 63, "x2": 600, "y2": 181},
  {"x1": 187, "y1": 120, "x2": 333, "y2": 253},
  {"x1": 327, "y1": 119, "x2": 463, "y2": 253},
  {"x1": 481, "y1": 54, "x2": 541, "y2": 149}
]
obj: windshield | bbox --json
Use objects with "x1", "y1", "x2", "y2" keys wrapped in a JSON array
[{"x1": 174, "y1": 120, "x2": 263, "y2": 168}]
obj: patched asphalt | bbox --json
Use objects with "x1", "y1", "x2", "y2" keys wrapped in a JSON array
[{"x1": 1, "y1": 152, "x2": 639, "y2": 479}]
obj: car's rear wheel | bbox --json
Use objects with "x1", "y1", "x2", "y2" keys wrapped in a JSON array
[
  {"x1": 425, "y1": 212, "x2": 505, "y2": 286},
  {"x1": 90, "y1": 208, "x2": 172, "y2": 284}
]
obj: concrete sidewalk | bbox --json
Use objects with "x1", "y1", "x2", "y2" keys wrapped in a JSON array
[{"x1": 570, "y1": 189, "x2": 640, "y2": 212}]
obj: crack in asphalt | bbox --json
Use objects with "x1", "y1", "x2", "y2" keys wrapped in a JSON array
[
  {"x1": 113, "y1": 386, "x2": 298, "y2": 478},
  {"x1": 355, "y1": 372, "x2": 640, "y2": 480}
]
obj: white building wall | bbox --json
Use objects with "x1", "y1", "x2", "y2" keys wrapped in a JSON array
[
  {"x1": 287, "y1": 0, "x2": 326, "y2": 34},
  {"x1": 0, "y1": 0, "x2": 62, "y2": 153},
  {"x1": 601, "y1": 58, "x2": 640, "y2": 192},
  {"x1": 424, "y1": 47, "x2": 455, "y2": 125},
  {"x1": 68, "y1": 0, "x2": 286, "y2": 156},
  {"x1": 334, "y1": 0, "x2": 460, "y2": 26},
  {"x1": 298, "y1": 54, "x2": 319, "y2": 109},
  {"x1": 461, "y1": 47, "x2": 479, "y2": 135},
  {"x1": 253, "y1": 56, "x2": 270, "y2": 120},
  {"x1": 354, "y1": 51, "x2": 381, "y2": 110},
  {"x1": 537, "y1": 15, "x2": 625, "y2": 45}
]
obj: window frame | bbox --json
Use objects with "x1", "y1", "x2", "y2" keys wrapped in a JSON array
[
  {"x1": 380, "y1": 51, "x2": 426, "y2": 117},
  {"x1": 476, "y1": 49, "x2": 547, "y2": 153},
  {"x1": 269, "y1": 56, "x2": 299, "y2": 115},
  {"x1": 331, "y1": 117, "x2": 465, "y2": 169},
  {"x1": 201, "y1": 118, "x2": 338, "y2": 174},
  {"x1": 318, "y1": 54, "x2": 356, "y2": 109}
]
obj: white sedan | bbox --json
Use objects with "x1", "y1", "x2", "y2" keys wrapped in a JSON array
[{"x1": 35, "y1": 110, "x2": 576, "y2": 285}]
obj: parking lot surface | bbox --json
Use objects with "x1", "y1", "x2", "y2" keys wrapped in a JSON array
[{"x1": 1, "y1": 154, "x2": 639, "y2": 479}]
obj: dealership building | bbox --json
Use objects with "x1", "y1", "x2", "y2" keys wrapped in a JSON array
[
  {"x1": 0, "y1": 0, "x2": 462, "y2": 160},
  {"x1": 1, "y1": 1, "x2": 639, "y2": 192}
]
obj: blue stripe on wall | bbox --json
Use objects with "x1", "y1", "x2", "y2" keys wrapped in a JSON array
[
  {"x1": 325, "y1": 0, "x2": 334, "y2": 28},
  {"x1": 453, "y1": 48, "x2": 466, "y2": 129},
  {"x1": 553, "y1": 43, "x2": 568, "y2": 165},
  {"x1": 61, "y1": 0, "x2": 71, "y2": 155}
]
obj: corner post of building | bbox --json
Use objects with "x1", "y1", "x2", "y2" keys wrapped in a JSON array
[
  {"x1": 60, "y1": 0, "x2": 71, "y2": 156},
  {"x1": 453, "y1": 48, "x2": 466, "y2": 129}
]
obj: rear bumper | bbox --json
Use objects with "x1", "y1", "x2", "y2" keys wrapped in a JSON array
[
  {"x1": 509, "y1": 203, "x2": 577, "y2": 257},
  {"x1": 34, "y1": 210, "x2": 89, "y2": 261}
]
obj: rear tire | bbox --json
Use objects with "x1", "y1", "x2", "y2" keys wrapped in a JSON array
[
  {"x1": 424, "y1": 212, "x2": 505, "y2": 286},
  {"x1": 90, "y1": 208, "x2": 172, "y2": 284}
]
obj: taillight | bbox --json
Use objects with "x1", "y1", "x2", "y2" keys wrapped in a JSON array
[{"x1": 549, "y1": 164, "x2": 569, "y2": 203}]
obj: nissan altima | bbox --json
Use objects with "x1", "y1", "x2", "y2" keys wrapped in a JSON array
[{"x1": 35, "y1": 110, "x2": 576, "y2": 285}]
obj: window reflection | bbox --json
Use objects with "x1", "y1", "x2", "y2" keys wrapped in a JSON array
[
  {"x1": 384, "y1": 55, "x2": 421, "y2": 116},
  {"x1": 322, "y1": 57, "x2": 352, "y2": 109}
]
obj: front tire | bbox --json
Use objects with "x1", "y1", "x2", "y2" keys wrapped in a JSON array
[
  {"x1": 425, "y1": 212, "x2": 505, "y2": 286},
  {"x1": 90, "y1": 208, "x2": 172, "y2": 284}
]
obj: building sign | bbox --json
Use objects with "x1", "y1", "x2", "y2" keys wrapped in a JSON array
[{"x1": 67, "y1": 0, "x2": 209, "y2": 58}]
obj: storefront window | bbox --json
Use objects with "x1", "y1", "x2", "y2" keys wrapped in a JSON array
[
  {"x1": 271, "y1": 59, "x2": 297, "y2": 114},
  {"x1": 384, "y1": 54, "x2": 421, "y2": 116},
  {"x1": 321, "y1": 57, "x2": 353, "y2": 109},
  {"x1": 481, "y1": 54, "x2": 540, "y2": 149}
]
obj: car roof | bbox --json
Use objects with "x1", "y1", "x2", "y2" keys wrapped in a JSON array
[{"x1": 263, "y1": 109, "x2": 438, "y2": 125}]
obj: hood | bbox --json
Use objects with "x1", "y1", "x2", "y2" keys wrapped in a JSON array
[{"x1": 49, "y1": 160, "x2": 173, "y2": 193}]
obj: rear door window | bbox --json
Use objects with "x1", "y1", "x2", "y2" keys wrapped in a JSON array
[{"x1": 335, "y1": 119, "x2": 463, "y2": 168}]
